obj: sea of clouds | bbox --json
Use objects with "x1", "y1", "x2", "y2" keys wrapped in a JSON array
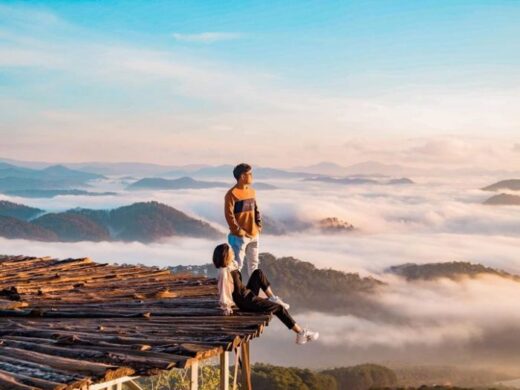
[{"x1": 1, "y1": 174, "x2": 519, "y2": 370}]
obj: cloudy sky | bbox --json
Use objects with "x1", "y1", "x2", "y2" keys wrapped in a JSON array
[{"x1": 0, "y1": 1, "x2": 519, "y2": 168}]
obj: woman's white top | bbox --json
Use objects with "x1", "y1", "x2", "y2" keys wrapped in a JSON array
[{"x1": 217, "y1": 261, "x2": 238, "y2": 312}]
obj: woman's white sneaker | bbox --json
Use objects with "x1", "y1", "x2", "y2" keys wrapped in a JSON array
[
  {"x1": 296, "y1": 328, "x2": 319, "y2": 345},
  {"x1": 268, "y1": 295, "x2": 290, "y2": 310}
]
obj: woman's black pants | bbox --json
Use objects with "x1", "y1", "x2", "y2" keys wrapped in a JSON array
[{"x1": 233, "y1": 269, "x2": 296, "y2": 330}]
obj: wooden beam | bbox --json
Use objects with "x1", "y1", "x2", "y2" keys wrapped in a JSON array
[
  {"x1": 88, "y1": 376, "x2": 140, "y2": 390},
  {"x1": 190, "y1": 359, "x2": 199, "y2": 390},
  {"x1": 240, "y1": 341, "x2": 252, "y2": 390},
  {"x1": 219, "y1": 351, "x2": 229, "y2": 390}
]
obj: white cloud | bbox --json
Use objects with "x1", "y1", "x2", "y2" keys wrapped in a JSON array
[
  {"x1": 172, "y1": 32, "x2": 242, "y2": 43},
  {"x1": 1, "y1": 176, "x2": 520, "y2": 369}
]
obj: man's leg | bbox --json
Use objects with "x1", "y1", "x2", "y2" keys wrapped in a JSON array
[
  {"x1": 245, "y1": 235, "x2": 259, "y2": 277},
  {"x1": 227, "y1": 233, "x2": 247, "y2": 272}
]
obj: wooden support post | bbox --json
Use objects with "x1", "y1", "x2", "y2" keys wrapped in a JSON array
[
  {"x1": 220, "y1": 351, "x2": 229, "y2": 390},
  {"x1": 240, "y1": 341, "x2": 252, "y2": 390},
  {"x1": 190, "y1": 360, "x2": 199, "y2": 390},
  {"x1": 126, "y1": 380, "x2": 145, "y2": 390}
]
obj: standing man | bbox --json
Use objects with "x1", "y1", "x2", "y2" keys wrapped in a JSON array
[{"x1": 224, "y1": 163, "x2": 262, "y2": 279}]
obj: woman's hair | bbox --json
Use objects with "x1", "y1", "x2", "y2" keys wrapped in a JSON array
[{"x1": 213, "y1": 243, "x2": 230, "y2": 268}]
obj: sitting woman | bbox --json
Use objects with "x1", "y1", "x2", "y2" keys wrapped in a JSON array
[{"x1": 213, "y1": 243, "x2": 319, "y2": 345}]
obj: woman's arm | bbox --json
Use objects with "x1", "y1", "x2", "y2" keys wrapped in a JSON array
[{"x1": 217, "y1": 268, "x2": 235, "y2": 315}]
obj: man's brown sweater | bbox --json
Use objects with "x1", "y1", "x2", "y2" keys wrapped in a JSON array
[{"x1": 224, "y1": 185, "x2": 262, "y2": 237}]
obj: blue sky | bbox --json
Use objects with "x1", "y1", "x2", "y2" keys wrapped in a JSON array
[{"x1": 0, "y1": 1, "x2": 519, "y2": 167}]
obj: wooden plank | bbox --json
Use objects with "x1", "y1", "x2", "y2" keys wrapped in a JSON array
[{"x1": 0, "y1": 255, "x2": 272, "y2": 389}]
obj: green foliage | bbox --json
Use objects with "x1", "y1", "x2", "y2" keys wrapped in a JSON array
[
  {"x1": 322, "y1": 363, "x2": 398, "y2": 390},
  {"x1": 32, "y1": 212, "x2": 111, "y2": 241},
  {"x1": 388, "y1": 261, "x2": 514, "y2": 281},
  {"x1": 251, "y1": 363, "x2": 337, "y2": 390},
  {"x1": 0, "y1": 200, "x2": 221, "y2": 242},
  {"x1": 0, "y1": 215, "x2": 58, "y2": 241},
  {"x1": 0, "y1": 200, "x2": 43, "y2": 220},
  {"x1": 136, "y1": 365, "x2": 220, "y2": 390}
]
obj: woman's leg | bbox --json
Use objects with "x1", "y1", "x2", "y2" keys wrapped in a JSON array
[
  {"x1": 238, "y1": 295, "x2": 296, "y2": 330},
  {"x1": 246, "y1": 269, "x2": 272, "y2": 297}
]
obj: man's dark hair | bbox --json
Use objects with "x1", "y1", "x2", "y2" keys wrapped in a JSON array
[
  {"x1": 213, "y1": 243, "x2": 230, "y2": 268},
  {"x1": 233, "y1": 163, "x2": 252, "y2": 181}
]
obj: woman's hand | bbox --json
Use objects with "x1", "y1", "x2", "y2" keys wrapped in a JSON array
[{"x1": 223, "y1": 307, "x2": 233, "y2": 316}]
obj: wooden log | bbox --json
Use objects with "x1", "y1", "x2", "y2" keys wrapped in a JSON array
[
  {"x1": 0, "y1": 368, "x2": 64, "y2": 390},
  {"x1": 0, "y1": 346, "x2": 135, "y2": 382},
  {"x1": 0, "y1": 354, "x2": 90, "y2": 388},
  {"x1": 0, "y1": 370, "x2": 38, "y2": 390}
]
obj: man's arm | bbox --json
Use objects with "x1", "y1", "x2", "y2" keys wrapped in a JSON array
[
  {"x1": 224, "y1": 191, "x2": 246, "y2": 236},
  {"x1": 254, "y1": 200, "x2": 262, "y2": 232}
]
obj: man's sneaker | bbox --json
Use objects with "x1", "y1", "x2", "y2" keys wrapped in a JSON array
[
  {"x1": 296, "y1": 328, "x2": 319, "y2": 345},
  {"x1": 268, "y1": 295, "x2": 290, "y2": 310}
]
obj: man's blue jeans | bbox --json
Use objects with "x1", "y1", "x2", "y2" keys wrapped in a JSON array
[{"x1": 227, "y1": 232, "x2": 260, "y2": 277}]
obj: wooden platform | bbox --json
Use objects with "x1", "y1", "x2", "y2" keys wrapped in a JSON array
[{"x1": 0, "y1": 255, "x2": 271, "y2": 390}]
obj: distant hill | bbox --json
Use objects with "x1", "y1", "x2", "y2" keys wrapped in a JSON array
[
  {"x1": 0, "y1": 163, "x2": 105, "y2": 194},
  {"x1": 163, "y1": 164, "x2": 313, "y2": 179},
  {"x1": 0, "y1": 163, "x2": 103, "y2": 181},
  {"x1": 127, "y1": 176, "x2": 228, "y2": 190},
  {"x1": 318, "y1": 217, "x2": 354, "y2": 233},
  {"x1": 392, "y1": 365, "x2": 514, "y2": 389},
  {"x1": 171, "y1": 252, "x2": 384, "y2": 316},
  {"x1": 260, "y1": 215, "x2": 288, "y2": 235},
  {"x1": 387, "y1": 261, "x2": 516, "y2": 281},
  {"x1": 303, "y1": 175, "x2": 414, "y2": 186},
  {"x1": 106, "y1": 201, "x2": 221, "y2": 241},
  {"x1": 0, "y1": 200, "x2": 44, "y2": 220},
  {"x1": 259, "y1": 215, "x2": 354, "y2": 235},
  {"x1": 388, "y1": 177, "x2": 415, "y2": 185},
  {"x1": 252, "y1": 182, "x2": 278, "y2": 190},
  {"x1": 3, "y1": 189, "x2": 117, "y2": 198},
  {"x1": 0, "y1": 200, "x2": 221, "y2": 242},
  {"x1": 304, "y1": 176, "x2": 379, "y2": 185},
  {"x1": 67, "y1": 201, "x2": 222, "y2": 242},
  {"x1": 483, "y1": 193, "x2": 520, "y2": 205},
  {"x1": 482, "y1": 179, "x2": 520, "y2": 191},
  {"x1": 39, "y1": 164, "x2": 104, "y2": 181},
  {"x1": 322, "y1": 364, "x2": 398, "y2": 390},
  {"x1": 0, "y1": 215, "x2": 57, "y2": 241},
  {"x1": 32, "y1": 213, "x2": 111, "y2": 242},
  {"x1": 293, "y1": 160, "x2": 416, "y2": 176},
  {"x1": 251, "y1": 363, "x2": 337, "y2": 390}
]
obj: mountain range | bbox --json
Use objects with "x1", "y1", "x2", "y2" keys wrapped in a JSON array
[
  {"x1": 3, "y1": 156, "x2": 520, "y2": 178},
  {"x1": 0, "y1": 200, "x2": 221, "y2": 242},
  {"x1": 303, "y1": 175, "x2": 414, "y2": 186},
  {"x1": 0, "y1": 162, "x2": 105, "y2": 194},
  {"x1": 482, "y1": 179, "x2": 520, "y2": 192},
  {"x1": 483, "y1": 193, "x2": 520, "y2": 206},
  {"x1": 126, "y1": 176, "x2": 278, "y2": 191},
  {"x1": 173, "y1": 257, "x2": 520, "y2": 317},
  {"x1": 387, "y1": 261, "x2": 518, "y2": 281}
]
